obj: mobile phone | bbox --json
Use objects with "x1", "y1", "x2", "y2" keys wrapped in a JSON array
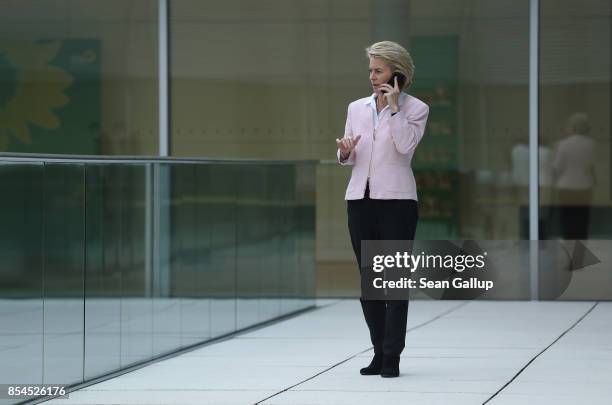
[{"x1": 383, "y1": 73, "x2": 406, "y2": 92}]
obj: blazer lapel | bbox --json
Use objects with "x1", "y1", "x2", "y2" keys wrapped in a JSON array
[{"x1": 357, "y1": 101, "x2": 375, "y2": 141}]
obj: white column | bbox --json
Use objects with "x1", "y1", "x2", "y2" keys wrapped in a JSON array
[
  {"x1": 529, "y1": 0, "x2": 540, "y2": 300},
  {"x1": 155, "y1": 0, "x2": 171, "y2": 297},
  {"x1": 158, "y1": 0, "x2": 169, "y2": 156}
]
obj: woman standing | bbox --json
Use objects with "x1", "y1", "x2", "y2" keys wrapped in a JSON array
[
  {"x1": 553, "y1": 112, "x2": 596, "y2": 240},
  {"x1": 336, "y1": 41, "x2": 429, "y2": 378}
]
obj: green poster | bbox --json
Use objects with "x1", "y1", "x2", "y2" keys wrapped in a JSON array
[
  {"x1": 0, "y1": 39, "x2": 101, "y2": 154},
  {"x1": 411, "y1": 36, "x2": 460, "y2": 238}
]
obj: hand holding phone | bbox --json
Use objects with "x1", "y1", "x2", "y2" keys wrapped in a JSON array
[
  {"x1": 379, "y1": 73, "x2": 404, "y2": 113},
  {"x1": 381, "y1": 73, "x2": 406, "y2": 93}
]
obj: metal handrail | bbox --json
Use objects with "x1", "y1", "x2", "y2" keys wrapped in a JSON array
[{"x1": 0, "y1": 152, "x2": 318, "y2": 165}]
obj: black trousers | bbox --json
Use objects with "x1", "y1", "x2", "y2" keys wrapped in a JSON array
[{"x1": 347, "y1": 183, "x2": 418, "y2": 356}]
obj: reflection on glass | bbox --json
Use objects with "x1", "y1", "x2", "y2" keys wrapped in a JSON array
[
  {"x1": 236, "y1": 166, "x2": 264, "y2": 330},
  {"x1": 170, "y1": 164, "x2": 211, "y2": 347},
  {"x1": 553, "y1": 113, "x2": 596, "y2": 240},
  {"x1": 308, "y1": 1, "x2": 530, "y2": 296},
  {"x1": 117, "y1": 165, "x2": 152, "y2": 368},
  {"x1": 259, "y1": 166, "x2": 284, "y2": 322},
  {"x1": 279, "y1": 166, "x2": 298, "y2": 315},
  {"x1": 0, "y1": 158, "x2": 316, "y2": 404},
  {"x1": 0, "y1": 163, "x2": 44, "y2": 394},
  {"x1": 84, "y1": 165, "x2": 121, "y2": 379},
  {"x1": 540, "y1": 0, "x2": 611, "y2": 300},
  {"x1": 43, "y1": 164, "x2": 85, "y2": 385},
  {"x1": 295, "y1": 164, "x2": 316, "y2": 310},
  {"x1": 153, "y1": 164, "x2": 182, "y2": 354},
  {"x1": 0, "y1": 159, "x2": 315, "y2": 402}
]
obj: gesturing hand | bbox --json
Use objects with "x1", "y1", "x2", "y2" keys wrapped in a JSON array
[{"x1": 336, "y1": 135, "x2": 362, "y2": 158}]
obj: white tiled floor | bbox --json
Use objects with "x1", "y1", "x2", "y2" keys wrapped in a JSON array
[{"x1": 43, "y1": 299, "x2": 611, "y2": 405}]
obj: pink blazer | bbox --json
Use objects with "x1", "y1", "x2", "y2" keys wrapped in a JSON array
[{"x1": 337, "y1": 92, "x2": 429, "y2": 200}]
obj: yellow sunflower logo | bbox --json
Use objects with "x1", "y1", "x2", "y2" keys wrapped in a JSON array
[{"x1": 0, "y1": 40, "x2": 74, "y2": 149}]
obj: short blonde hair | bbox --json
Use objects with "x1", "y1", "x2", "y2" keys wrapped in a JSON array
[
  {"x1": 365, "y1": 41, "x2": 415, "y2": 91},
  {"x1": 566, "y1": 112, "x2": 590, "y2": 135}
]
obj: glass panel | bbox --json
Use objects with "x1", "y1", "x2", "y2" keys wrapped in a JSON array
[
  {"x1": 117, "y1": 165, "x2": 152, "y2": 367},
  {"x1": 539, "y1": 0, "x2": 611, "y2": 299},
  {"x1": 314, "y1": 0, "x2": 532, "y2": 296},
  {"x1": 148, "y1": 164, "x2": 181, "y2": 354},
  {"x1": 296, "y1": 163, "x2": 316, "y2": 310},
  {"x1": 152, "y1": 164, "x2": 182, "y2": 354},
  {"x1": 169, "y1": 165, "x2": 236, "y2": 338},
  {"x1": 198, "y1": 165, "x2": 236, "y2": 337},
  {"x1": 0, "y1": 0, "x2": 158, "y2": 155},
  {"x1": 84, "y1": 165, "x2": 121, "y2": 379},
  {"x1": 0, "y1": 163, "x2": 44, "y2": 403},
  {"x1": 85, "y1": 165, "x2": 151, "y2": 371},
  {"x1": 182, "y1": 165, "x2": 212, "y2": 345},
  {"x1": 170, "y1": 164, "x2": 211, "y2": 348},
  {"x1": 0, "y1": 157, "x2": 315, "y2": 402},
  {"x1": 43, "y1": 164, "x2": 84, "y2": 385},
  {"x1": 259, "y1": 166, "x2": 282, "y2": 322},
  {"x1": 236, "y1": 166, "x2": 266, "y2": 329},
  {"x1": 278, "y1": 165, "x2": 298, "y2": 315}
]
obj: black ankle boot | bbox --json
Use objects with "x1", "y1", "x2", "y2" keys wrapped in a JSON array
[
  {"x1": 359, "y1": 353, "x2": 383, "y2": 375},
  {"x1": 380, "y1": 355, "x2": 400, "y2": 378}
]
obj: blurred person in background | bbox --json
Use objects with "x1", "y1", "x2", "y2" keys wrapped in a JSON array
[{"x1": 553, "y1": 112, "x2": 596, "y2": 241}]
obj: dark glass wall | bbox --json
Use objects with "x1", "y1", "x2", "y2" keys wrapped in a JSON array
[{"x1": 0, "y1": 159, "x2": 315, "y2": 404}]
